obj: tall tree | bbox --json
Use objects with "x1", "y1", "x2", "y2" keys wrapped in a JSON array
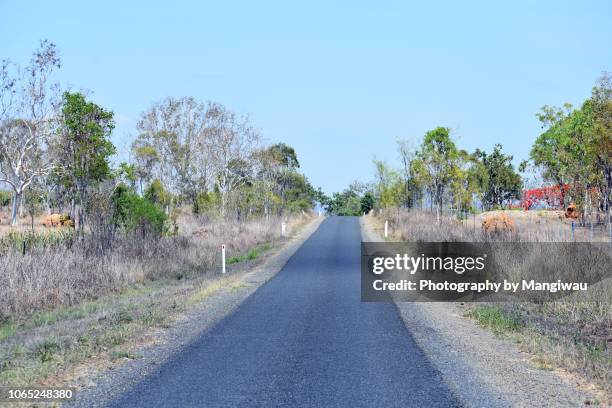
[
  {"x1": 253, "y1": 142, "x2": 303, "y2": 217},
  {"x1": 0, "y1": 40, "x2": 60, "y2": 225},
  {"x1": 476, "y1": 144, "x2": 521, "y2": 209},
  {"x1": 586, "y1": 72, "x2": 612, "y2": 220},
  {"x1": 373, "y1": 159, "x2": 403, "y2": 210},
  {"x1": 134, "y1": 97, "x2": 209, "y2": 203},
  {"x1": 530, "y1": 74, "x2": 611, "y2": 215},
  {"x1": 413, "y1": 127, "x2": 459, "y2": 221},
  {"x1": 397, "y1": 138, "x2": 419, "y2": 208},
  {"x1": 56, "y1": 92, "x2": 115, "y2": 234},
  {"x1": 205, "y1": 103, "x2": 260, "y2": 218},
  {"x1": 450, "y1": 149, "x2": 486, "y2": 213}
]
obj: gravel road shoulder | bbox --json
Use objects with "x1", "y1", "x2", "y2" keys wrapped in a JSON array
[
  {"x1": 360, "y1": 216, "x2": 598, "y2": 408},
  {"x1": 67, "y1": 216, "x2": 325, "y2": 408}
]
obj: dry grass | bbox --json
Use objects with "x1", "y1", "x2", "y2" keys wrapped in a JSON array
[
  {"x1": 0, "y1": 213, "x2": 308, "y2": 321},
  {"x1": 0, "y1": 212, "x2": 312, "y2": 389},
  {"x1": 370, "y1": 208, "x2": 612, "y2": 393},
  {"x1": 0, "y1": 276, "x2": 234, "y2": 389},
  {"x1": 378, "y1": 208, "x2": 611, "y2": 243}
]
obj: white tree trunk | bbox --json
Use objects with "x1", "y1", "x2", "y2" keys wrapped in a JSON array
[{"x1": 11, "y1": 190, "x2": 21, "y2": 226}]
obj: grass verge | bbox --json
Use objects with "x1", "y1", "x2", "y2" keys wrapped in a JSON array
[
  {"x1": 465, "y1": 303, "x2": 611, "y2": 400},
  {"x1": 465, "y1": 304, "x2": 523, "y2": 334},
  {"x1": 0, "y1": 239, "x2": 279, "y2": 390},
  {"x1": 227, "y1": 243, "x2": 272, "y2": 264}
]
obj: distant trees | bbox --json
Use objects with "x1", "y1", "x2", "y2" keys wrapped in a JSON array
[
  {"x1": 476, "y1": 144, "x2": 521, "y2": 210},
  {"x1": 205, "y1": 103, "x2": 260, "y2": 217},
  {"x1": 529, "y1": 73, "x2": 611, "y2": 220},
  {"x1": 0, "y1": 40, "x2": 319, "y2": 233},
  {"x1": 397, "y1": 138, "x2": 420, "y2": 208},
  {"x1": 411, "y1": 127, "x2": 459, "y2": 221},
  {"x1": 332, "y1": 127, "x2": 524, "y2": 217},
  {"x1": 348, "y1": 74, "x2": 609, "y2": 219},
  {"x1": 132, "y1": 99, "x2": 315, "y2": 220},
  {"x1": 133, "y1": 97, "x2": 211, "y2": 205},
  {"x1": 0, "y1": 40, "x2": 60, "y2": 225},
  {"x1": 360, "y1": 192, "x2": 375, "y2": 214},
  {"x1": 326, "y1": 188, "x2": 362, "y2": 216},
  {"x1": 372, "y1": 159, "x2": 402, "y2": 210},
  {"x1": 323, "y1": 181, "x2": 375, "y2": 216}
]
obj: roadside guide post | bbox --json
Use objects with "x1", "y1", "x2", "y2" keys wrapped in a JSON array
[
  {"x1": 384, "y1": 220, "x2": 388, "y2": 238},
  {"x1": 281, "y1": 222, "x2": 286, "y2": 238},
  {"x1": 221, "y1": 244, "x2": 226, "y2": 274}
]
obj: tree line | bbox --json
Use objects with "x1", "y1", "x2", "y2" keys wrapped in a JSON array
[
  {"x1": 528, "y1": 73, "x2": 611, "y2": 221},
  {"x1": 0, "y1": 41, "x2": 320, "y2": 235},
  {"x1": 327, "y1": 73, "x2": 611, "y2": 224},
  {"x1": 326, "y1": 130, "x2": 522, "y2": 220}
]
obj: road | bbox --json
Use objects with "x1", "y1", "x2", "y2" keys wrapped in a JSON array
[{"x1": 106, "y1": 217, "x2": 458, "y2": 407}]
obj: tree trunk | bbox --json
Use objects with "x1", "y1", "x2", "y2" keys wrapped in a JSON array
[
  {"x1": 220, "y1": 192, "x2": 226, "y2": 218},
  {"x1": 77, "y1": 204, "x2": 86, "y2": 237},
  {"x1": 11, "y1": 190, "x2": 22, "y2": 226},
  {"x1": 70, "y1": 198, "x2": 76, "y2": 221}
]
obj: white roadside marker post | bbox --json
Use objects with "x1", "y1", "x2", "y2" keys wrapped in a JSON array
[
  {"x1": 221, "y1": 244, "x2": 226, "y2": 274},
  {"x1": 281, "y1": 222, "x2": 286, "y2": 238},
  {"x1": 384, "y1": 220, "x2": 389, "y2": 238}
]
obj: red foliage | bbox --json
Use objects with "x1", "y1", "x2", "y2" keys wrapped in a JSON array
[{"x1": 521, "y1": 184, "x2": 570, "y2": 210}]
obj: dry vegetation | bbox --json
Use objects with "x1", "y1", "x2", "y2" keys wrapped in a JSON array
[
  {"x1": 0, "y1": 211, "x2": 313, "y2": 388},
  {"x1": 371, "y1": 209, "x2": 612, "y2": 394},
  {"x1": 0, "y1": 212, "x2": 308, "y2": 319}
]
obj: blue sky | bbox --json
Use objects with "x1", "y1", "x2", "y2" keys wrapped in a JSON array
[{"x1": 1, "y1": 0, "x2": 610, "y2": 194}]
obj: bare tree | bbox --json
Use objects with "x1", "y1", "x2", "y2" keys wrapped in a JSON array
[
  {"x1": 397, "y1": 137, "x2": 419, "y2": 208},
  {"x1": 205, "y1": 103, "x2": 260, "y2": 218},
  {"x1": 135, "y1": 97, "x2": 210, "y2": 207},
  {"x1": 252, "y1": 148, "x2": 281, "y2": 218},
  {"x1": 0, "y1": 40, "x2": 60, "y2": 225}
]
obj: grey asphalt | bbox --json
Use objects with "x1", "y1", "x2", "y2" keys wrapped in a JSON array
[{"x1": 106, "y1": 216, "x2": 459, "y2": 407}]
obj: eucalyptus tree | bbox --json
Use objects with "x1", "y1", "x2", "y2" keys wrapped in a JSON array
[
  {"x1": 373, "y1": 159, "x2": 403, "y2": 210},
  {"x1": 412, "y1": 127, "x2": 459, "y2": 221},
  {"x1": 396, "y1": 138, "x2": 420, "y2": 208},
  {"x1": 530, "y1": 73, "x2": 611, "y2": 218},
  {"x1": 134, "y1": 97, "x2": 207, "y2": 201},
  {"x1": 0, "y1": 40, "x2": 60, "y2": 225},
  {"x1": 204, "y1": 103, "x2": 261, "y2": 218}
]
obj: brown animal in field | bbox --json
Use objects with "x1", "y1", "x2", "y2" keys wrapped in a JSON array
[
  {"x1": 482, "y1": 213, "x2": 516, "y2": 235},
  {"x1": 43, "y1": 214, "x2": 73, "y2": 228},
  {"x1": 564, "y1": 203, "x2": 580, "y2": 219}
]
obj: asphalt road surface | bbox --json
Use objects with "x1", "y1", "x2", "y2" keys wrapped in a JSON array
[{"x1": 106, "y1": 216, "x2": 458, "y2": 407}]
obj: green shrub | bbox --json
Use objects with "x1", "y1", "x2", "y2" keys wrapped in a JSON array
[
  {"x1": 113, "y1": 184, "x2": 167, "y2": 237},
  {"x1": 0, "y1": 190, "x2": 12, "y2": 207},
  {"x1": 466, "y1": 305, "x2": 523, "y2": 334},
  {"x1": 144, "y1": 179, "x2": 171, "y2": 207},
  {"x1": 36, "y1": 339, "x2": 60, "y2": 362},
  {"x1": 193, "y1": 191, "x2": 220, "y2": 215}
]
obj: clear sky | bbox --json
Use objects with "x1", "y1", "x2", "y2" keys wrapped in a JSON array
[{"x1": 1, "y1": 0, "x2": 611, "y2": 194}]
